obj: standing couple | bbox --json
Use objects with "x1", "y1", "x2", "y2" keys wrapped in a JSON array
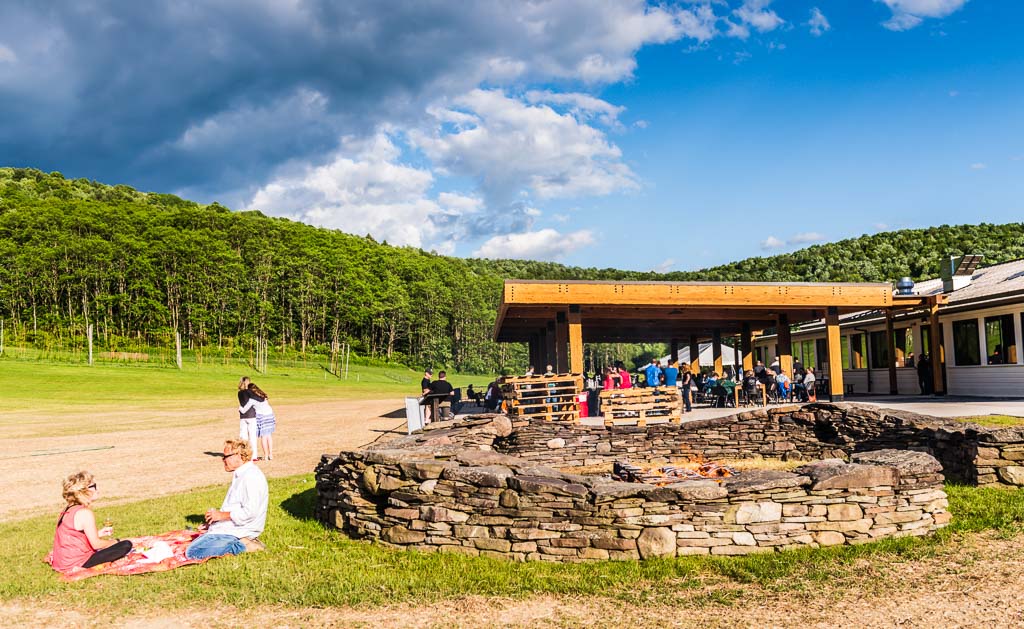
[{"x1": 237, "y1": 376, "x2": 276, "y2": 461}]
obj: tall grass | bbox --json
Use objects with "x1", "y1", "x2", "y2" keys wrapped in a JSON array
[{"x1": 2, "y1": 477, "x2": 1022, "y2": 611}]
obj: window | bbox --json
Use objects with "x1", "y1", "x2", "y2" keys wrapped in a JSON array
[
  {"x1": 984, "y1": 314, "x2": 1018, "y2": 365},
  {"x1": 841, "y1": 336, "x2": 851, "y2": 370},
  {"x1": 849, "y1": 333, "x2": 866, "y2": 369},
  {"x1": 952, "y1": 319, "x2": 981, "y2": 366},
  {"x1": 794, "y1": 339, "x2": 815, "y2": 369},
  {"x1": 920, "y1": 325, "x2": 932, "y2": 357},
  {"x1": 896, "y1": 329, "x2": 913, "y2": 367},
  {"x1": 816, "y1": 339, "x2": 828, "y2": 370},
  {"x1": 869, "y1": 331, "x2": 889, "y2": 369}
]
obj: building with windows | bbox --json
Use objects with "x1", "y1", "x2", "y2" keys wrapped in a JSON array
[{"x1": 753, "y1": 257, "x2": 1024, "y2": 397}]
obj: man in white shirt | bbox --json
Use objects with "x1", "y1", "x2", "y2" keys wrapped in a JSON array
[{"x1": 185, "y1": 438, "x2": 269, "y2": 560}]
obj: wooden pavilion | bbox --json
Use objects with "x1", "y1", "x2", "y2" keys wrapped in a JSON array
[{"x1": 493, "y1": 280, "x2": 945, "y2": 401}]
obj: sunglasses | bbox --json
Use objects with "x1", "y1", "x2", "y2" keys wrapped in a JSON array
[
  {"x1": 221, "y1": 452, "x2": 239, "y2": 460},
  {"x1": 88, "y1": 483, "x2": 97, "y2": 490}
]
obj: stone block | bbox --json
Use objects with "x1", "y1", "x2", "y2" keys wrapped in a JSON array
[
  {"x1": 549, "y1": 537, "x2": 590, "y2": 548},
  {"x1": 732, "y1": 532, "x2": 757, "y2": 546},
  {"x1": 676, "y1": 546, "x2": 711, "y2": 555},
  {"x1": 827, "y1": 504, "x2": 863, "y2": 521},
  {"x1": 382, "y1": 525, "x2": 426, "y2": 544},
  {"x1": 609, "y1": 549, "x2": 641, "y2": 561},
  {"x1": 420, "y1": 506, "x2": 470, "y2": 523},
  {"x1": 665, "y1": 480, "x2": 728, "y2": 501},
  {"x1": 727, "y1": 501, "x2": 783, "y2": 524},
  {"x1": 850, "y1": 449, "x2": 943, "y2": 476},
  {"x1": 813, "y1": 531, "x2": 845, "y2": 546},
  {"x1": 508, "y1": 475, "x2": 589, "y2": 497},
  {"x1": 509, "y1": 527, "x2": 561, "y2": 541},
  {"x1": 998, "y1": 466, "x2": 1024, "y2": 486},
  {"x1": 874, "y1": 510, "x2": 924, "y2": 525},
  {"x1": 580, "y1": 547, "x2": 611, "y2": 560},
  {"x1": 676, "y1": 537, "x2": 733, "y2": 548},
  {"x1": 442, "y1": 465, "x2": 513, "y2": 488},
  {"x1": 511, "y1": 541, "x2": 538, "y2": 552},
  {"x1": 797, "y1": 460, "x2": 897, "y2": 491},
  {"x1": 637, "y1": 527, "x2": 677, "y2": 559},
  {"x1": 454, "y1": 525, "x2": 490, "y2": 539},
  {"x1": 710, "y1": 545, "x2": 763, "y2": 555},
  {"x1": 783, "y1": 504, "x2": 809, "y2": 517},
  {"x1": 474, "y1": 538, "x2": 512, "y2": 552},
  {"x1": 591, "y1": 536, "x2": 637, "y2": 551},
  {"x1": 400, "y1": 459, "x2": 457, "y2": 481}
]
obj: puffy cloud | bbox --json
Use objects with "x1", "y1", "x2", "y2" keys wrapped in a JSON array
[
  {"x1": 877, "y1": 0, "x2": 969, "y2": 31},
  {"x1": 761, "y1": 235, "x2": 785, "y2": 250},
  {"x1": 807, "y1": 8, "x2": 831, "y2": 37},
  {"x1": 0, "y1": 0, "x2": 721, "y2": 196},
  {"x1": 970, "y1": 162, "x2": 987, "y2": 170},
  {"x1": 472, "y1": 228, "x2": 596, "y2": 260},
  {"x1": 733, "y1": 0, "x2": 785, "y2": 34},
  {"x1": 653, "y1": 258, "x2": 676, "y2": 273},
  {"x1": 409, "y1": 89, "x2": 638, "y2": 205}
]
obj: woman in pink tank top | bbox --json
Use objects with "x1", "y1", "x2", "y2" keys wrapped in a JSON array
[{"x1": 48, "y1": 471, "x2": 132, "y2": 572}]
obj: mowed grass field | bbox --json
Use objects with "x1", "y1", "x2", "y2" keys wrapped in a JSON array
[{"x1": 0, "y1": 358, "x2": 493, "y2": 438}]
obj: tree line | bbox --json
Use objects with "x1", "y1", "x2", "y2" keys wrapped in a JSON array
[{"x1": 1, "y1": 167, "x2": 1022, "y2": 373}]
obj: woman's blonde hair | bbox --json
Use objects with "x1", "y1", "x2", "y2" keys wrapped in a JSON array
[
  {"x1": 224, "y1": 438, "x2": 252, "y2": 462},
  {"x1": 238, "y1": 376, "x2": 251, "y2": 391},
  {"x1": 62, "y1": 471, "x2": 95, "y2": 507}
]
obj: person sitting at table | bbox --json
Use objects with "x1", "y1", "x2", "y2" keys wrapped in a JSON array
[
  {"x1": 615, "y1": 361, "x2": 633, "y2": 389},
  {"x1": 775, "y1": 370, "x2": 792, "y2": 401},
  {"x1": 742, "y1": 369, "x2": 761, "y2": 405},
  {"x1": 48, "y1": 472, "x2": 133, "y2": 573},
  {"x1": 602, "y1": 367, "x2": 616, "y2": 391},
  {"x1": 483, "y1": 381, "x2": 502, "y2": 410},
  {"x1": 427, "y1": 370, "x2": 455, "y2": 420},
  {"x1": 466, "y1": 384, "x2": 483, "y2": 405}
]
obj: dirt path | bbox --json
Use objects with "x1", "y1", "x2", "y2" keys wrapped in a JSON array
[
  {"x1": 2, "y1": 531, "x2": 1023, "y2": 627},
  {"x1": 0, "y1": 399, "x2": 405, "y2": 522}
]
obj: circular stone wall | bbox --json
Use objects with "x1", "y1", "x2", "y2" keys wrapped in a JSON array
[{"x1": 315, "y1": 408, "x2": 952, "y2": 562}]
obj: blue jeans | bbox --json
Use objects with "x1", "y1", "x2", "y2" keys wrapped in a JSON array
[{"x1": 185, "y1": 533, "x2": 246, "y2": 560}]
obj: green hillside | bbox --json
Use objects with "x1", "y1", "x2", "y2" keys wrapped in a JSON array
[{"x1": 2, "y1": 167, "x2": 1023, "y2": 372}]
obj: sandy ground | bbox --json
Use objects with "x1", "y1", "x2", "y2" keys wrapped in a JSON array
[
  {"x1": 0, "y1": 399, "x2": 406, "y2": 522},
  {"x1": 3, "y1": 530, "x2": 1023, "y2": 628}
]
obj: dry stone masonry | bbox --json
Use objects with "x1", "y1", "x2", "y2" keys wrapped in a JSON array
[{"x1": 311, "y1": 403, "x2": 1002, "y2": 562}]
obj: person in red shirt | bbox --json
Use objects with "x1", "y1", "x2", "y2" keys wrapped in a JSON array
[{"x1": 47, "y1": 472, "x2": 132, "y2": 572}]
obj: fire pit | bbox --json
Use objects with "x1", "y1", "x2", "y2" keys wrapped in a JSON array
[{"x1": 316, "y1": 411, "x2": 952, "y2": 562}]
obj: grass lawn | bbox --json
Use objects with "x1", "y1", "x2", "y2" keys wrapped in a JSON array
[
  {"x1": 954, "y1": 415, "x2": 1024, "y2": 428},
  {"x1": 0, "y1": 359, "x2": 495, "y2": 437},
  {"x1": 3, "y1": 477, "x2": 1024, "y2": 612}
]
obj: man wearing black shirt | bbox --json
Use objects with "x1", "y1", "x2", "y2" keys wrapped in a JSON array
[
  {"x1": 428, "y1": 371, "x2": 455, "y2": 421},
  {"x1": 420, "y1": 369, "x2": 433, "y2": 396}
]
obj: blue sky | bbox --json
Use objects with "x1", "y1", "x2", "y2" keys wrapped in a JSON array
[{"x1": 1, "y1": 1, "x2": 1020, "y2": 271}]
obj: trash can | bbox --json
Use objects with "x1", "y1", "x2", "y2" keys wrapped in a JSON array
[{"x1": 577, "y1": 392, "x2": 589, "y2": 418}]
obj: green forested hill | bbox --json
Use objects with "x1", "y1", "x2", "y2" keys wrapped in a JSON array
[{"x1": 2, "y1": 167, "x2": 1023, "y2": 372}]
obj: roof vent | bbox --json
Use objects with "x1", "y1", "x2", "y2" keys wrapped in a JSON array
[
  {"x1": 895, "y1": 277, "x2": 915, "y2": 295},
  {"x1": 941, "y1": 254, "x2": 982, "y2": 293}
]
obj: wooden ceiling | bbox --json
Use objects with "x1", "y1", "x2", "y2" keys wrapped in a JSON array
[{"x1": 494, "y1": 280, "x2": 936, "y2": 343}]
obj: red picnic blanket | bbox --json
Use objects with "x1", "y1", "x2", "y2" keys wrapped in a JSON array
[{"x1": 48, "y1": 529, "x2": 209, "y2": 582}]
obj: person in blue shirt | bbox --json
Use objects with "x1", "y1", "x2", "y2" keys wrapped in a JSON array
[
  {"x1": 663, "y1": 359, "x2": 679, "y2": 387},
  {"x1": 644, "y1": 359, "x2": 663, "y2": 388}
]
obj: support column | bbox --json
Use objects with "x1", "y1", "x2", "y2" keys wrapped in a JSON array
[
  {"x1": 688, "y1": 334, "x2": 700, "y2": 374},
  {"x1": 885, "y1": 310, "x2": 898, "y2": 394},
  {"x1": 528, "y1": 334, "x2": 540, "y2": 370},
  {"x1": 568, "y1": 305, "x2": 583, "y2": 375},
  {"x1": 826, "y1": 307, "x2": 845, "y2": 402},
  {"x1": 929, "y1": 302, "x2": 945, "y2": 396},
  {"x1": 777, "y1": 314, "x2": 793, "y2": 377},
  {"x1": 670, "y1": 338, "x2": 679, "y2": 366},
  {"x1": 741, "y1": 323, "x2": 753, "y2": 372},
  {"x1": 733, "y1": 342, "x2": 740, "y2": 376},
  {"x1": 712, "y1": 329, "x2": 723, "y2": 375},
  {"x1": 544, "y1": 321, "x2": 556, "y2": 371},
  {"x1": 554, "y1": 311, "x2": 569, "y2": 373}
]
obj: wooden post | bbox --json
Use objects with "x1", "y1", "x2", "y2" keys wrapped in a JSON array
[
  {"x1": 688, "y1": 334, "x2": 700, "y2": 374},
  {"x1": 670, "y1": 338, "x2": 679, "y2": 366},
  {"x1": 712, "y1": 329, "x2": 723, "y2": 375},
  {"x1": 175, "y1": 331, "x2": 183, "y2": 370},
  {"x1": 545, "y1": 321, "x2": 556, "y2": 370},
  {"x1": 344, "y1": 342, "x2": 350, "y2": 379},
  {"x1": 741, "y1": 323, "x2": 753, "y2": 372},
  {"x1": 885, "y1": 310, "x2": 898, "y2": 394},
  {"x1": 568, "y1": 305, "x2": 583, "y2": 375},
  {"x1": 929, "y1": 302, "x2": 945, "y2": 396},
  {"x1": 732, "y1": 342, "x2": 740, "y2": 377},
  {"x1": 555, "y1": 311, "x2": 569, "y2": 373},
  {"x1": 87, "y1": 324, "x2": 93, "y2": 366},
  {"x1": 777, "y1": 314, "x2": 793, "y2": 378},
  {"x1": 826, "y1": 307, "x2": 845, "y2": 402}
]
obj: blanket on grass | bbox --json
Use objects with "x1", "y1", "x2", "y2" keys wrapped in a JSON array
[{"x1": 49, "y1": 529, "x2": 209, "y2": 582}]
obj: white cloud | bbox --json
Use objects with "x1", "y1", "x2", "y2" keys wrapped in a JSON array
[
  {"x1": 409, "y1": 89, "x2": 638, "y2": 204},
  {"x1": 948, "y1": 90, "x2": 959, "y2": 97},
  {"x1": 877, "y1": 0, "x2": 969, "y2": 31},
  {"x1": 725, "y1": 20, "x2": 751, "y2": 40},
  {"x1": 789, "y1": 232, "x2": 826, "y2": 244},
  {"x1": 873, "y1": 222, "x2": 890, "y2": 231},
  {"x1": 761, "y1": 235, "x2": 785, "y2": 250},
  {"x1": 970, "y1": 162, "x2": 987, "y2": 170},
  {"x1": 473, "y1": 228, "x2": 595, "y2": 260},
  {"x1": 247, "y1": 133, "x2": 446, "y2": 248},
  {"x1": 653, "y1": 258, "x2": 676, "y2": 273},
  {"x1": 807, "y1": 8, "x2": 831, "y2": 37},
  {"x1": 524, "y1": 91, "x2": 625, "y2": 128},
  {"x1": 0, "y1": 43, "x2": 16, "y2": 64},
  {"x1": 733, "y1": 0, "x2": 785, "y2": 34}
]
